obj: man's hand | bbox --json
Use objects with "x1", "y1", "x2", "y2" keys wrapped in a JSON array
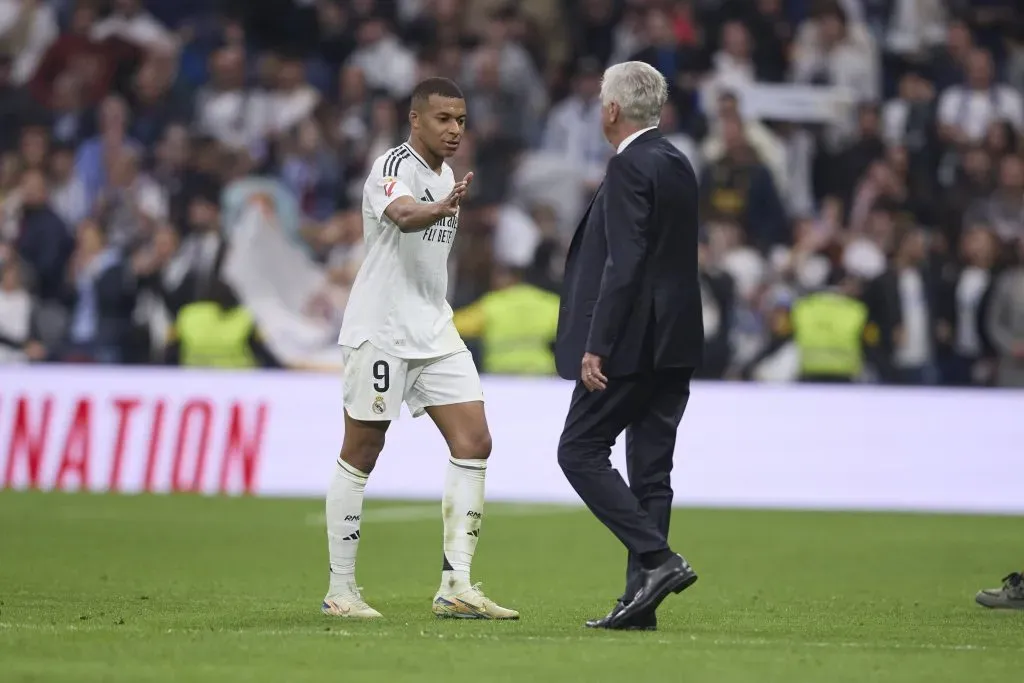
[
  {"x1": 24, "y1": 341, "x2": 46, "y2": 362},
  {"x1": 439, "y1": 172, "x2": 473, "y2": 216},
  {"x1": 581, "y1": 352, "x2": 607, "y2": 392},
  {"x1": 386, "y1": 171, "x2": 472, "y2": 232}
]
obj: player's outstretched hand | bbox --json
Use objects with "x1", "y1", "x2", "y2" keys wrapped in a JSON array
[{"x1": 440, "y1": 172, "x2": 473, "y2": 215}]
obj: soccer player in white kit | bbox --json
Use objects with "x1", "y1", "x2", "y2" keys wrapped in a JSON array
[{"x1": 322, "y1": 78, "x2": 519, "y2": 620}]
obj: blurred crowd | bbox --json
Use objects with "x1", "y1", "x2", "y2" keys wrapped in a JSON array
[{"x1": 0, "y1": 0, "x2": 1023, "y2": 386}]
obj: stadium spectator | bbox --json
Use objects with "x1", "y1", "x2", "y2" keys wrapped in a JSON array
[
  {"x1": 264, "y1": 56, "x2": 321, "y2": 138},
  {"x1": 60, "y1": 218, "x2": 133, "y2": 363},
  {"x1": 194, "y1": 46, "x2": 265, "y2": 154},
  {"x1": 699, "y1": 108, "x2": 789, "y2": 249},
  {"x1": 985, "y1": 237, "x2": 1024, "y2": 387},
  {"x1": 166, "y1": 191, "x2": 226, "y2": 311},
  {"x1": 127, "y1": 47, "x2": 191, "y2": 148},
  {"x1": 701, "y1": 20, "x2": 757, "y2": 114},
  {"x1": 930, "y1": 18, "x2": 973, "y2": 92},
  {"x1": 863, "y1": 225, "x2": 938, "y2": 384},
  {"x1": 0, "y1": 54, "x2": 34, "y2": 153},
  {"x1": 701, "y1": 92, "x2": 788, "y2": 205},
  {"x1": 934, "y1": 224, "x2": 1000, "y2": 386},
  {"x1": 18, "y1": 121, "x2": 50, "y2": 173},
  {"x1": 541, "y1": 57, "x2": 609, "y2": 188},
  {"x1": 937, "y1": 47, "x2": 1023, "y2": 145},
  {"x1": 49, "y1": 141, "x2": 88, "y2": 226},
  {"x1": 11, "y1": 167, "x2": 73, "y2": 303},
  {"x1": 966, "y1": 153, "x2": 1024, "y2": 242},
  {"x1": 0, "y1": 255, "x2": 46, "y2": 363},
  {"x1": 346, "y1": 14, "x2": 415, "y2": 100},
  {"x1": 279, "y1": 117, "x2": 342, "y2": 221},
  {"x1": 29, "y1": 1, "x2": 139, "y2": 109},
  {"x1": 74, "y1": 94, "x2": 141, "y2": 212},
  {"x1": 695, "y1": 238, "x2": 737, "y2": 380},
  {"x1": 791, "y1": 1, "x2": 880, "y2": 148}
]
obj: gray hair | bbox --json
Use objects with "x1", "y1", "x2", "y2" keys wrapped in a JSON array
[{"x1": 600, "y1": 61, "x2": 668, "y2": 127}]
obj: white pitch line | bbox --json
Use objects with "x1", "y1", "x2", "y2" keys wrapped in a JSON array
[
  {"x1": 412, "y1": 631, "x2": 1018, "y2": 653},
  {"x1": 304, "y1": 503, "x2": 581, "y2": 527},
  {"x1": 0, "y1": 622, "x2": 1018, "y2": 654}
]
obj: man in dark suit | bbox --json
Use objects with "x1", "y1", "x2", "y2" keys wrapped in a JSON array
[{"x1": 555, "y1": 61, "x2": 704, "y2": 631}]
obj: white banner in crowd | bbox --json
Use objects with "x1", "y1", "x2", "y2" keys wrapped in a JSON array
[
  {"x1": 734, "y1": 83, "x2": 857, "y2": 123},
  {"x1": 1, "y1": 365, "x2": 1022, "y2": 514},
  {"x1": 221, "y1": 196, "x2": 347, "y2": 371}
]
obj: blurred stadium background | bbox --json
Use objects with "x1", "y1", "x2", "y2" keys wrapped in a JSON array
[
  {"x1": 0, "y1": 1, "x2": 1022, "y2": 682},
  {"x1": 0, "y1": 0, "x2": 1022, "y2": 384}
]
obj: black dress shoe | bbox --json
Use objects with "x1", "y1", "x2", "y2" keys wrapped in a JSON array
[
  {"x1": 609, "y1": 554, "x2": 696, "y2": 629},
  {"x1": 585, "y1": 600, "x2": 657, "y2": 631}
]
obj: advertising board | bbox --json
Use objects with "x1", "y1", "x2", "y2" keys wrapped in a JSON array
[{"x1": 1, "y1": 366, "x2": 1021, "y2": 513}]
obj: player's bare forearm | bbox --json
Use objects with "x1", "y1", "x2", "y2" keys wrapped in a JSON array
[{"x1": 384, "y1": 197, "x2": 449, "y2": 233}]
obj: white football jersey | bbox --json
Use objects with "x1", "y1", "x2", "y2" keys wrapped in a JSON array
[{"x1": 338, "y1": 142, "x2": 465, "y2": 359}]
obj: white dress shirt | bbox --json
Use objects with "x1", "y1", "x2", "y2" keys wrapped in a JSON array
[{"x1": 616, "y1": 126, "x2": 659, "y2": 154}]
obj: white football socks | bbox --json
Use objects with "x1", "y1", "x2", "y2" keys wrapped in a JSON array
[
  {"x1": 326, "y1": 459, "x2": 368, "y2": 597},
  {"x1": 440, "y1": 457, "x2": 487, "y2": 594}
]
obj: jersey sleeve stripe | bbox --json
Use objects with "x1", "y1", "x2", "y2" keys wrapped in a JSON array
[
  {"x1": 382, "y1": 150, "x2": 399, "y2": 177},
  {"x1": 383, "y1": 149, "x2": 411, "y2": 178},
  {"x1": 390, "y1": 151, "x2": 408, "y2": 177},
  {"x1": 382, "y1": 149, "x2": 398, "y2": 176}
]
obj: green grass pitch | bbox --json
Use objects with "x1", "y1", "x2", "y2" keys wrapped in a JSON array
[{"x1": 0, "y1": 491, "x2": 1021, "y2": 682}]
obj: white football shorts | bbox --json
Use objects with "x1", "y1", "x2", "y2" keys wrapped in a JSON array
[{"x1": 341, "y1": 342, "x2": 484, "y2": 421}]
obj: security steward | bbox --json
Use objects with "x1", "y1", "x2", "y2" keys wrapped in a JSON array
[
  {"x1": 743, "y1": 270, "x2": 879, "y2": 383},
  {"x1": 166, "y1": 278, "x2": 280, "y2": 369},
  {"x1": 453, "y1": 265, "x2": 561, "y2": 375}
]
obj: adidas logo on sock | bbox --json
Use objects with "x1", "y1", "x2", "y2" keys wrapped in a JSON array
[
  {"x1": 466, "y1": 529, "x2": 479, "y2": 538},
  {"x1": 342, "y1": 531, "x2": 361, "y2": 541}
]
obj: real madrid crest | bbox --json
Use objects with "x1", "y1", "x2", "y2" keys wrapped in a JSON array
[{"x1": 372, "y1": 395, "x2": 386, "y2": 415}]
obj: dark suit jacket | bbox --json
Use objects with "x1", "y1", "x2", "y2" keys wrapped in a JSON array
[
  {"x1": 555, "y1": 129, "x2": 704, "y2": 380},
  {"x1": 16, "y1": 206, "x2": 75, "y2": 302},
  {"x1": 862, "y1": 266, "x2": 939, "y2": 379},
  {"x1": 60, "y1": 259, "x2": 137, "y2": 349},
  {"x1": 138, "y1": 235, "x2": 228, "y2": 317}
]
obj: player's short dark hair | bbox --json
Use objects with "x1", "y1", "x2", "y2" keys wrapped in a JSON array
[{"x1": 411, "y1": 77, "x2": 464, "y2": 109}]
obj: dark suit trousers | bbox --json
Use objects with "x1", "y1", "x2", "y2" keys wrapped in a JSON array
[{"x1": 557, "y1": 368, "x2": 693, "y2": 599}]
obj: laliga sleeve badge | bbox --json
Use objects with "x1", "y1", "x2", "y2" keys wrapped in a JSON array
[
  {"x1": 372, "y1": 395, "x2": 387, "y2": 415},
  {"x1": 382, "y1": 176, "x2": 397, "y2": 197}
]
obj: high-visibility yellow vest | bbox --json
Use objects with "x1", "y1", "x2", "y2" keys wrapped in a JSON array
[
  {"x1": 175, "y1": 302, "x2": 257, "y2": 369},
  {"x1": 454, "y1": 283, "x2": 560, "y2": 375},
  {"x1": 791, "y1": 293, "x2": 868, "y2": 378}
]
